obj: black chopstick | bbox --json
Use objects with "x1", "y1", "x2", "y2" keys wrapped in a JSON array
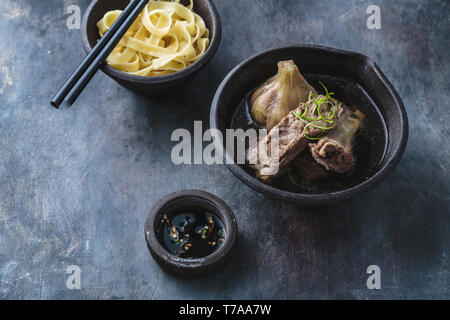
[{"x1": 50, "y1": 0, "x2": 148, "y2": 108}]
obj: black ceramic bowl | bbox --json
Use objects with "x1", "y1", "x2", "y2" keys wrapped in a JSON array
[
  {"x1": 145, "y1": 190, "x2": 237, "y2": 277},
  {"x1": 81, "y1": 0, "x2": 221, "y2": 95},
  {"x1": 210, "y1": 45, "x2": 409, "y2": 206}
]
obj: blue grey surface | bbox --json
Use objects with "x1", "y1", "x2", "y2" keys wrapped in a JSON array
[{"x1": 0, "y1": 0, "x2": 449, "y2": 299}]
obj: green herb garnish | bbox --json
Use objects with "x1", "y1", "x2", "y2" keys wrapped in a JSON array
[{"x1": 294, "y1": 82, "x2": 339, "y2": 140}]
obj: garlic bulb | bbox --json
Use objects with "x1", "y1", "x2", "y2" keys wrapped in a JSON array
[{"x1": 249, "y1": 60, "x2": 316, "y2": 131}]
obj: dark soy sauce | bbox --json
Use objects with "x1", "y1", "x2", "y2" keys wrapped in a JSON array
[
  {"x1": 156, "y1": 207, "x2": 226, "y2": 259},
  {"x1": 230, "y1": 74, "x2": 388, "y2": 194}
]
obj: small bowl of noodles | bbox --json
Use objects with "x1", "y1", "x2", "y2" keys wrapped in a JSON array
[{"x1": 81, "y1": 0, "x2": 221, "y2": 95}]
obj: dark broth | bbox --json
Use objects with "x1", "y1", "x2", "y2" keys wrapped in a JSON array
[
  {"x1": 230, "y1": 74, "x2": 388, "y2": 193},
  {"x1": 156, "y1": 207, "x2": 226, "y2": 259}
]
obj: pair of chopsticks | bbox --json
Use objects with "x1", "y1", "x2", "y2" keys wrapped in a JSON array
[{"x1": 51, "y1": 0, "x2": 148, "y2": 108}]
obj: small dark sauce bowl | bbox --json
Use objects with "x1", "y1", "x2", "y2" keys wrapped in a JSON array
[
  {"x1": 81, "y1": 0, "x2": 221, "y2": 95},
  {"x1": 210, "y1": 45, "x2": 409, "y2": 206},
  {"x1": 145, "y1": 190, "x2": 237, "y2": 277}
]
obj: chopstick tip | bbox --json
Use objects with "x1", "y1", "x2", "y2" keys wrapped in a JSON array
[
  {"x1": 50, "y1": 100, "x2": 60, "y2": 109},
  {"x1": 50, "y1": 99, "x2": 72, "y2": 109}
]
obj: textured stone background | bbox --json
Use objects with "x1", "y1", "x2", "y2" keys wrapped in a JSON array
[{"x1": 0, "y1": 0, "x2": 448, "y2": 299}]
